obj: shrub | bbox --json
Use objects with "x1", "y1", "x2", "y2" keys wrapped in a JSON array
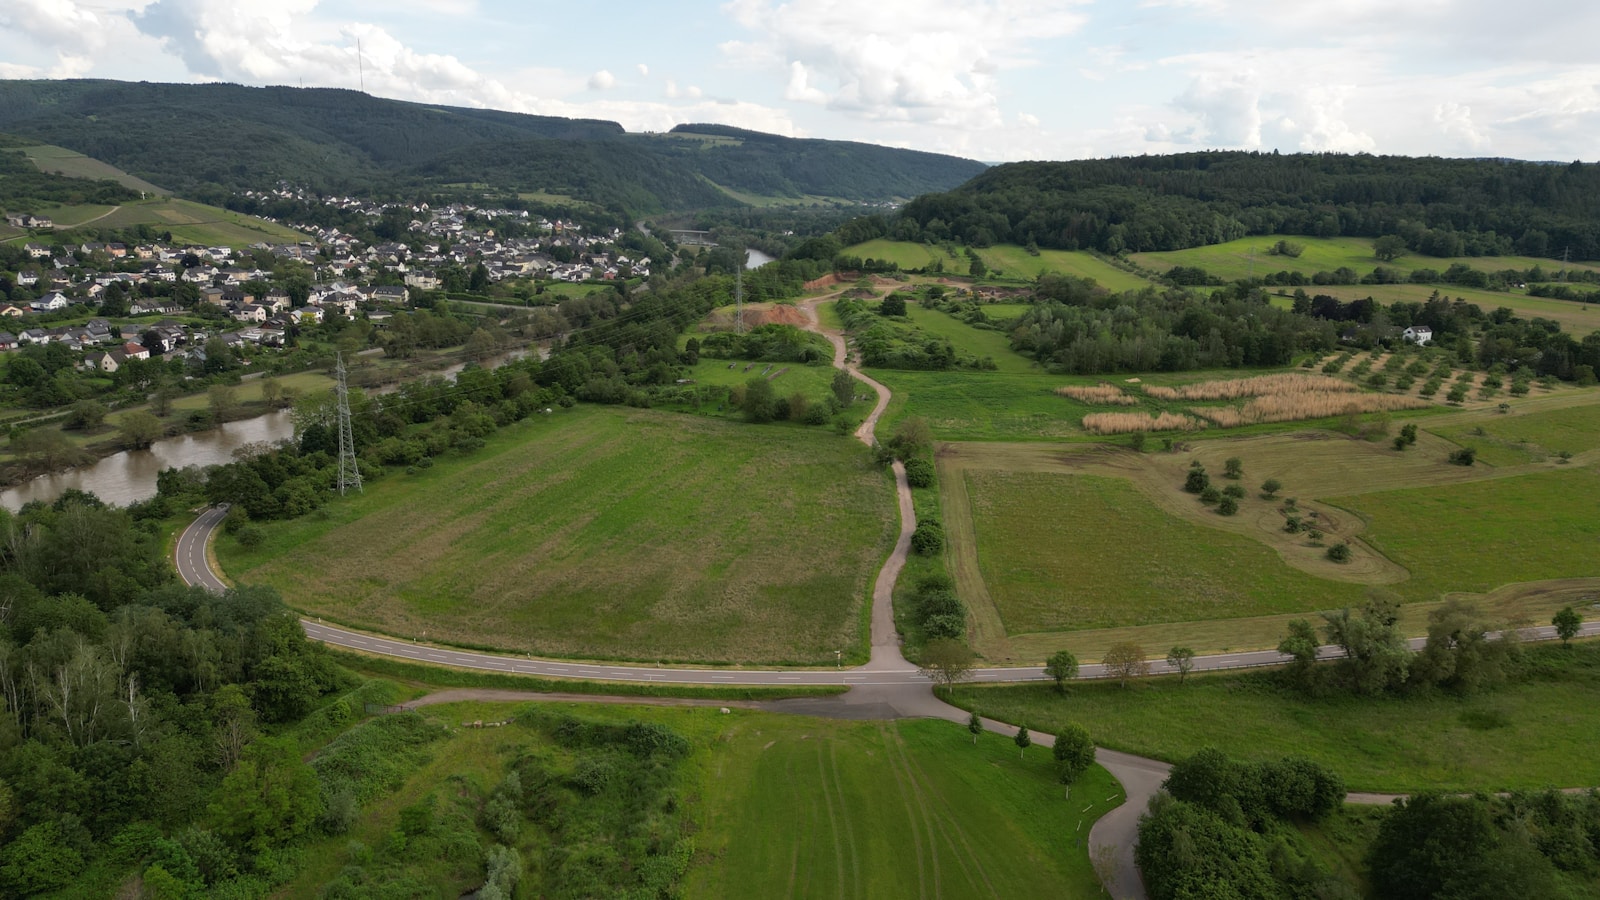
[
  {"x1": 1222, "y1": 484, "x2": 1245, "y2": 499},
  {"x1": 1184, "y1": 464, "x2": 1210, "y2": 494},
  {"x1": 1326, "y1": 542, "x2": 1352, "y2": 563},
  {"x1": 910, "y1": 522, "x2": 945, "y2": 555},
  {"x1": 1449, "y1": 447, "x2": 1476, "y2": 466},
  {"x1": 1260, "y1": 478, "x2": 1281, "y2": 499},
  {"x1": 902, "y1": 457, "x2": 934, "y2": 489},
  {"x1": 1199, "y1": 486, "x2": 1221, "y2": 505},
  {"x1": 1223, "y1": 457, "x2": 1243, "y2": 479},
  {"x1": 1283, "y1": 516, "x2": 1302, "y2": 534},
  {"x1": 1217, "y1": 496, "x2": 1239, "y2": 516}
]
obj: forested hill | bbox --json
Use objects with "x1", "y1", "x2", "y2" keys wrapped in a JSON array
[
  {"x1": 893, "y1": 152, "x2": 1600, "y2": 261},
  {"x1": 0, "y1": 80, "x2": 984, "y2": 213}
]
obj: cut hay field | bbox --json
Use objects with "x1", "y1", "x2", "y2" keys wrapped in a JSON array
[
  {"x1": 843, "y1": 238, "x2": 955, "y2": 270},
  {"x1": 687, "y1": 715, "x2": 1122, "y2": 898},
  {"x1": 1326, "y1": 466, "x2": 1600, "y2": 603},
  {"x1": 1291, "y1": 282, "x2": 1600, "y2": 335},
  {"x1": 953, "y1": 640, "x2": 1600, "y2": 792},
  {"x1": 963, "y1": 470, "x2": 1368, "y2": 634},
  {"x1": 95, "y1": 197, "x2": 307, "y2": 247},
  {"x1": 217, "y1": 405, "x2": 897, "y2": 664},
  {"x1": 972, "y1": 244, "x2": 1153, "y2": 292}
]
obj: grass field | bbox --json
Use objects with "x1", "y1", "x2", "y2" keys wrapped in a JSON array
[
  {"x1": 20, "y1": 143, "x2": 167, "y2": 195},
  {"x1": 1290, "y1": 282, "x2": 1600, "y2": 335},
  {"x1": 686, "y1": 715, "x2": 1122, "y2": 898},
  {"x1": 93, "y1": 197, "x2": 306, "y2": 247},
  {"x1": 217, "y1": 405, "x2": 897, "y2": 664},
  {"x1": 1327, "y1": 466, "x2": 1600, "y2": 603},
  {"x1": 843, "y1": 238, "x2": 955, "y2": 271},
  {"x1": 1427, "y1": 401, "x2": 1600, "y2": 466},
  {"x1": 1130, "y1": 236, "x2": 1600, "y2": 283},
  {"x1": 901, "y1": 305, "x2": 1043, "y2": 375},
  {"x1": 952, "y1": 641, "x2": 1600, "y2": 792},
  {"x1": 972, "y1": 244, "x2": 1153, "y2": 292},
  {"x1": 964, "y1": 470, "x2": 1367, "y2": 633}
]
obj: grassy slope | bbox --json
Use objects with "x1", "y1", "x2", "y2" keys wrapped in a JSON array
[
  {"x1": 951, "y1": 641, "x2": 1600, "y2": 793},
  {"x1": 1130, "y1": 236, "x2": 1600, "y2": 334},
  {"x1": 843, "y1": 238, "x2": 952, "y2": 271},
  {"x1": 973, "y1": 244, "x2": 1153, "y2": 292},
  {"x1": 1426, "y1": 399, "x2": 1600, "y2": 466},
  {"x1": 901, "y1": 305, "x2": 1043, "y2": 375},
  {"x1": 686, "y1": 715, "x2": 1122, "y2": 899},
  {"x1": 1327, "y1": 466, "x2": 1600, "y2": 603},
  {"x1": 218, "y1": 405, "x2": 897, "y2": 665},
  {"x1": 966, "y1": 470, "x2": 1366, "y2": 633},
  {"x1": 20, "y1": 143, "x2": 167, "y2": 194},
  {"x1": 96, "y1": 197, "x2": 307, "y2": 246}
]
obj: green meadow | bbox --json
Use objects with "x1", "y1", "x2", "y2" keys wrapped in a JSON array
[
  {"x1": 953, "y1": 641, "x2": 1600, "y2": 793},
  {"x1": 218, "y1": 405, "x2": 897, "y2": 665}
]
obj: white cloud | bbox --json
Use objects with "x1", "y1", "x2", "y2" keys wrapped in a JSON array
[
  {"x1": 1174, "y1": 70, "x2": 1262, "y2": 147},
  {"x1": 1434, "y1": 102, "x2": 1488, "y2": 151},
  {"x1": 636, "y1": 63, "x2": 649, "y2": 76},
  {"x1": 722, "y1": 0, "x2": 1088, "y2": 130},
  {"x1": 587, "y1": 69, "x2": 615, "y2": 90}
]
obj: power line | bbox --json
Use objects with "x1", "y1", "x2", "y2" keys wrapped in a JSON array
[{"x1": 335, "y1": 351, "x2": 362, "y2": 495}]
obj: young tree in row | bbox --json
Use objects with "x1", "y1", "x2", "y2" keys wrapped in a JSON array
[
  {"x1": 1044, "y1": 649, "x2": 1079, "y2": 693},
  {"x1": 1103, "y1": 642, "x2": 1149, "y2": 688},
  {"x1": 967, "y1": 709, "x2": 983, "y2": 745},
  {"x1": 1014, "y1": 723, "x2": 1031, "y2": 759},
  {"x1": 1553, "y1": 606, "x2": 1583, "y2": 646},
  {"x1": 1166, "y1": 646, "x2": 1196, "y2": 684},
  {"x1": 916, "y1": 638, "x2": 975, "y2": 696},
  {"x1": 1053, "y1": 723, "x2": 1095, "y2": 786}
]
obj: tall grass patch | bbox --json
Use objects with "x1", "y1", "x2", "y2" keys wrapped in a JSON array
[
  {"x1": 1082, "y1": 411, "x2": 1204, "y2": 434},
  {"x1": 1056, "y1": 383, "x2": 1138, "y2": 405}
]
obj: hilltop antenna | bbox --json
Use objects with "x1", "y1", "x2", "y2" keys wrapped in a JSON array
[
  {"x1": 335, "y1": 352, "x2": 362, "y2": 495},
  {"x1": 735, "y1": 265, "x2": 745, "y2": 334},
  {"x1": 357, "y1": 39, "x2": 365, "y2": 94}
]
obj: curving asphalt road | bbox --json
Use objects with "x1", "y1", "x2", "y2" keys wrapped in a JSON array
[{"x1": 173, "y1": 292, "x2": 1600, "y2": 900}]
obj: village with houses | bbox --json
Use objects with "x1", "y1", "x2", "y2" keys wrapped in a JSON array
[{"x1": 0, "y1": 189, "x2": 650, "y2": 378}]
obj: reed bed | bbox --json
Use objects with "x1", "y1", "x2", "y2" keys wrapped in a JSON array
[
  {"x1": 1056, "y1": 384, "x2": 1138, "y2": 405},
  {"x1": 1143, "y1": 374, "x2": 1358, "y2": 401},
  {"x1": 1082, "y1": 412, "x2": 1205, "y2": 435},
  {"x1": 1193, "y1": 393, "x2": 1429, "y2": 428}
]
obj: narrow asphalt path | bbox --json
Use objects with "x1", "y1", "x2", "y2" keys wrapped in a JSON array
[{"x1": 174, "y1": 293, "x2": 1600, "y2": 900}]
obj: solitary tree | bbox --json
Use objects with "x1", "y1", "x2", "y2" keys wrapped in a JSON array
[
  {"x1": 1224, "y1": 457, "x2": 1243, "y2": 479},
  {"x1": 967, "y1": 709, "x2": 983, "y2": 745},
  {"x1": 1014, "y1": 723, "x2": 1031, "y2": 758},
  {"x1": 1044, "y1": 650, "x2": 1079, "y2": 693},
  {"x1": 1166, "y1": 646, "x2": 1196, "y2": 683},
  {"x1": 1052, "y1": 723, "x2": 1095, "y2": 785},
  {"x1": 117, "y1": 410, "x2": 163, "y2": 450},
  {"x1": 1553, "y1": 606, "x2": 1583, "y2": 646},
  {"x1": 1373, "y1": 235, "x2": 1407, "y2": 262},
  {"x1": 1260, "y1": 478, "x2": 1282, "y2": 499},
  {"x1": 917, "y1": 638, "x2": 975, "y2": 696},
  {"x1": 1103, "y1": 642, "x2": 1149, "y2": 688}
]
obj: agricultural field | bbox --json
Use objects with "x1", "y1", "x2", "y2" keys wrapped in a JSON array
[
  {"x1": 951, "y1": 640, "x2": 1600, "y2": 792},
  {"x1": 962, "y1": 470, "x2": 1369, "y2": 633},
  {"x1": 933, "y1": 397, "x2": 1600, "y2": 662},
  {"x1": 686, "y1": 715, "x2": 1122, "y2": 898},
  {"x1": 285, "y1": 697, "x2": 1121, "y2": 899},
  {"x1": 843, "y1": 238, "x2": 956, "y2": 271},
  {"x1": 1426, "y1": 399, "x2": 1600, "y2": 466},
  {"x1": 217, "y1": 405, "x2": 897, "y2": 665},
  {"x1": 971, "y1": 244, "x2": 1153, "y2": 292},
  {"x1": 19, "y1": 142, "x2": 167, "y2": 194},
  {"x1": 1129, "y1": 235, "x2": 1600, "y2": 284},
  {"x1": 94, "y1": 197, "x2": 307, "y2": 247},
  {"x1": 1288, "y1": 281, "x2": 1600, "y2": 335}
]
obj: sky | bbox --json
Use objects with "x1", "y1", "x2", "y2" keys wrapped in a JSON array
[{"x1": 2, "y1": 0, "x2": 1598, "y2": 163}]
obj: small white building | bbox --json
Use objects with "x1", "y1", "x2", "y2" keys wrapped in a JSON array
[{"x1": 1401, "y1": 325, "x2": 1434, "y2": 345}]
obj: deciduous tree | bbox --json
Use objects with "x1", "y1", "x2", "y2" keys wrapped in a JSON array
[
  {"x1": 1052, "y1": 723, "x2": 1094, "y2": 784},
  {"x1": 1103, "y1": 642, "x2": 1149, "y2": 687},
  {"x1": 916, "y1": 638, "x2": 975, "y2": 695},
  {"x1": 1553, "y1": 606, "x2": 1582, "y2": 646},
  {"x1": 1166, "y1": 646, "x2": 1196, "y2": 683},
  {"x1": 1043, "y1": 650, "x2": 1079, "y2": 693}
]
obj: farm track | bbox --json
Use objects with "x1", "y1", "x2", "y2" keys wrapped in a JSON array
[{"x1": 177, "y1": 289, "x2": 1600, "y2": 900}]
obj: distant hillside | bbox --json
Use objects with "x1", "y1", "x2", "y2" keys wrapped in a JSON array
[
  {"x1": 0, "y1": 80, "x2": 985, "y2": 214},
  {"x1": 893, "y1": 152, "x2": 1600, "y2": 261}
]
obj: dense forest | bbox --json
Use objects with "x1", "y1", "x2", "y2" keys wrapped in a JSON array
[
  {"x1": 0, "y1": 80, "x2": 983, "y2": 215},
  {"x1": 0, "y1": 147, "x2": 139, "y2": 210},
  {"x1": 889, "y1": 152, "x2": 1600, "y2": 260}
]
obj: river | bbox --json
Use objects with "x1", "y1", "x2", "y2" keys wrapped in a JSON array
[
  {"x1": 745, "y1": 248, "x2": 774, "y2": 269},
  {"x1": 0, "y1": 348, "x2": 541, "y2": 512}
]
